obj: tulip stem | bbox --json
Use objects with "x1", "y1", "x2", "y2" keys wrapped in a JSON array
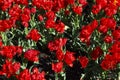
[{"x1": 55, "y1": 73, "x2": 58, "y2": 80}]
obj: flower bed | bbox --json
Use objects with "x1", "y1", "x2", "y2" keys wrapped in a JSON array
[{"x1": 0, "y1": 0, "x2": 120, "y2": 80}]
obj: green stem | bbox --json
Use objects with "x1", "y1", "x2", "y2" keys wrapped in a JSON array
[
  {"x1": 1, "y1": 32, "x2": 7, "y2": 45},
  {"x1": 55, "y1": 73, "x2": 59, "y2": 80}
]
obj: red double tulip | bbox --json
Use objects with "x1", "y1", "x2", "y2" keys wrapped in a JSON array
[
  {"x1": 52, "y1": 62, "x2": 63, "y2": 73},
  {"x1": 26, "y1": 29, "x2": 41, "y2": 42},
  {"x1": 79, "y1": 56, "x2": 89, "y2": 68},
  {"x1": 64, "y1": 51, "x2": 75, "y2": 67},
  {"x1": 24, "y1": 49, "x2": 40, "y2": 62}
]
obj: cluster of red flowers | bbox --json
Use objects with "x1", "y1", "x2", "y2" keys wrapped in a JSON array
[
  {"x1": 92, "y1": 0, "x2": 120, "y2": 16},
  {"x1": 98, "y1": 18, "x2": 116, "y2": 33},
  {"x1": 0, "y1": 60, "x2": 20, "y2": 78},
  {"x1": 0, "y1": 0, "x2": 120, "y2": 79},
  {"x1": 48, "y1": 38, "x2": 89, "y2": 72},
  {"x1": 0, "y1": 45, "x2": 23, "y2": 58},
  {"x1": 17, "y1": 68, "x2": 45, "y2": 80},
  {"x1": 101, "y1": 41, "x2": 120, "y2": 70}
]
